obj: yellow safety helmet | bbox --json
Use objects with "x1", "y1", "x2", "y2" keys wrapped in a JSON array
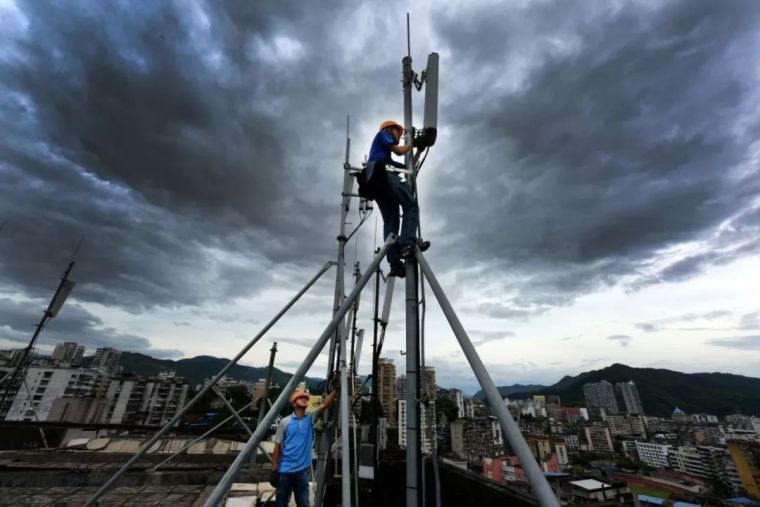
[{"x1": 379, "y1": 120, "x2": 404, "y2": 134}]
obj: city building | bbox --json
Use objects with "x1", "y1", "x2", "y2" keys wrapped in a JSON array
[
  {"x1": 422, "y1": 366, "x2": 436, "y2": 400},
  {"x1": 451, "y1": 416, "x2": 503, "y2": 463},
  {"x1": 554, "y1": 441, "x2": 569, "y2": 466},
  {"x1": 449, "y1": 388, "x2": 464, "y2": 418},
  {"x1": 398, "y1": 399, "x2": 436, "y2": 453},
  {"x1": 668, "y1": 446, "x2": 711, "y2": 479},
  {"x1": 482, "y1": 455, "x2": 506, "y2": 483},
  {"x1": 615, "y1": 381, "x2": 645, "y2": 415},
  {"x1": 607, "y1": 414, "x2": 647, "y2": 438},
  {"x1": 583, "y1": 425, "x2": 614, "y2": 453},
  {"x1": 91, "y1": 347, "x2": 122, "y2": 375},
  {"x1": 101, "y1": 372, "x2": 189, "y2": 426},
  {"x1": 727, "y1": 440, "x2": 760, "y2": 498},
  {"x1": 0, "y1": 366, "x2": 101, "y2": 421},
  {"x1": 502, "y1": 455, "x2": 526, "y2": 482},
  {"x1": 377, "y1": 358, "x2": 397, "y2": 427},
  {"x1": 583, "y1": 381, "x2": 619, "y2": 414},
  {"x1": 51, "y1": 342, "x2": 85, "y2": 366},
  {"x1": 568, "y1": 479, "x2": 629, "y2": 503},
  {"x1": 526, "y1": 437, "x2": 552, "y2": 460},
  {"x1": 396, "y1": 374, "x2": 406, "y2": 400},
  {"x1": 463, "y1": 398, "x2": 475, "y2": 419},
  {"x1": 635, "y1": 441, "x2": 671, "y2": 468}
]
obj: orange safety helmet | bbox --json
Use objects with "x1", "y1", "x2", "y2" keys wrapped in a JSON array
[
  {"x1": 379, "y1": 120, "x2": 404, "y2": 135},
  {"x1": 289, "y1": 390, "x2": 309, "y2": 404}
]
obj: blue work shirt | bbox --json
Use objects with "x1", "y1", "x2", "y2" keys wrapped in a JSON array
[
  {"x1": 273, "y1": 408, "x2": 323, "y2": 473},
  {"x1": 368, "y1": 130, "x2": 406, "y2": 169}
]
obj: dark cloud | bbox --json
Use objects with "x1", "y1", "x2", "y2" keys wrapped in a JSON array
[
  {"x1": 635, "y1": 310, "x2": 732, "y2": 332},
  {"x1": 0, "y1": 298, "x2": 182, "y2": 358},
  {"x1": 0, "y1": 0, "x2": 758, "y2": 368},
  {"x1": 607, "y1": 334, "x2": 633, "y2": 347},
  {"x1": 706, "y1": 335, "x2": 760, "y2": 351},
  {"x1": 425, "y1": 0, "x2": 760, "y2": 310},
  {"x1": 471, "y1": 329, "x2": 515, "y2": 346}
]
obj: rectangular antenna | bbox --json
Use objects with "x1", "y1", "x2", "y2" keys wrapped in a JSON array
[{"x1": 424, "y1": 52, "x2": 439, "y2": 135}]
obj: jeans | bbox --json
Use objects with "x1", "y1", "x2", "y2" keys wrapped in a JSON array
[
  {"x1": 374, "y1": 173, "x2": 419, "y2": 269},
  {"x1": 276, "y1": 468, "x2": 310, "y2": 507}
]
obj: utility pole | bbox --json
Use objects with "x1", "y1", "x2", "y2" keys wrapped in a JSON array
[
  {"x1": 402, "y1": 13, "x2": 421, "y2": 507},
  {"x1": 314, "y1": 116, "x2": 354, "y2": 507},
  {"x1": 252, "y1": 341, "x2": 278, "y2": 466},
  {"x1": 256, "y1": 342, "x2": 278, "y2": 428}
]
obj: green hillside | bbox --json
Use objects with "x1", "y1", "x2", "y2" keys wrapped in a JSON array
[
  {"x1": 83, "y1": 352, "x2": 323, "y2": 391},
  {"x1": 504, "y1": 363, "x2": 760, "y2": 417}
]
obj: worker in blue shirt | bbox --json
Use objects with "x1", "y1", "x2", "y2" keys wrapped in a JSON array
[
  {"x1": 271, "y1": 384, "x2": 337, "y2": 507},
  {"x1": 366, "y1": 120, "x2": 430, "y2": 278}
]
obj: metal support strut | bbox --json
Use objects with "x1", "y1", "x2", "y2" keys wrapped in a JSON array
[
  {"x1": 84, "y1": 260, "x2": 336, "y2": 507},
  {"x1": 415, "y1": 248, "x2": 561, "y2": 507},
  {"x1": 203, "y1": 236, "x2": 395, "y2": 507}
]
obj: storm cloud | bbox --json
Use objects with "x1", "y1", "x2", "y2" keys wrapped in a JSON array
[{"x1": 1, "y1": 1, "x2": 759, "y2": 383}]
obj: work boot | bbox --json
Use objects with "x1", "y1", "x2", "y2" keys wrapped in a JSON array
[
  {"x1": 401, "y1": 239, "x2": 430, "y2": 258},
  {"x1": 389, "y1": 264, "x2": 406, "y2": 278}
]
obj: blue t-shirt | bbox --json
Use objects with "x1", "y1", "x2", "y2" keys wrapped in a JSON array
[
  {"x1": 368, "y1": 130, "x2": 406, "y2": 169},
  {"x1": 273, "y1": 409, "x2": 322, "y2": 473}
]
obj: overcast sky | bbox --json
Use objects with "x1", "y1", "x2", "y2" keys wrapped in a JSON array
[{"x1": 1, "y1": 0, "x2": 759, "y2": 395}]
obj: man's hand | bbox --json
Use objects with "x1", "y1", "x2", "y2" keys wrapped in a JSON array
[{"x1": 269, "y1": 470, "x2": 279, "y2": 487}]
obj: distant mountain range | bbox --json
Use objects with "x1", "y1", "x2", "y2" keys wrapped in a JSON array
[
  {"x1": 473, "y1": 363, "x2": 760, "y2": 418},
  {"x1": 82, "y1": 352, "x2": 323, "y2": 391}
]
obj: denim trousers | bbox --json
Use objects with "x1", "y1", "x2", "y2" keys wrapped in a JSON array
[
  {"x1": 374, "y1": 173, "x2": 419, "y2": 268},
  {"x1": 276, "y1": 468, "x2": 310, "y2": 507}
]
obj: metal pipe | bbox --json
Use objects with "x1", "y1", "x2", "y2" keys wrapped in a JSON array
[
  {"x1": 152, "y1": 398, "x2": 256, "y2": 471},
  {"x1": 405, "y1": 256, "x2": 421, "y2": 507},
  {"x1": 213, "y1": 388, "x2": 253, "y2": 437},
  {"x1": 339, "y1": 295, "x2": 353, "y2": 507},
  {"x1": 315, "y1": 116, "x2": 355, "y2": 507},
  {"x1": 213, "y1": 388, "x2": 272, "y2": 462},
  {"x1": 257, "y1": 343, "x2": 278, "y2": 428},
  {"x1": 402, "y1": 16, "x2": 421, "y2": 506},
  {"x1": 415, "y1": 249, "x2": 561, "y2": 507},
  {"x1": 203, "y1": 237, "x2": 395, "y2": 507},
  {"x1": 84, "y1": 260, "x2": 335, "y2": 507}
]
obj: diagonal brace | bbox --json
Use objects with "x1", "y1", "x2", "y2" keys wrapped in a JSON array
[
  {"x1": 203, "y1": 235, "x2": 395, "y2": 507},
  {"x1": 84, "y1": 260, "x2": 336, "y2": 507},
  {"x1": 415, "y1": 248, "x2": 561, "y2": 507}
]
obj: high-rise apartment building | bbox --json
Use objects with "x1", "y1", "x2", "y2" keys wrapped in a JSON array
[
  {"x1": 0, "y1": 366, "x2": 101, "y2": 421},
  {"x1": 91, "y1": 347, "x2": 122, "y2": 375},
  {"x1": 377, "y1": 358, "x2": 397, "y2": 427},
  {"x1": 422, "y1": 366, "x2": 436, "y2": 400},
  {"x1": 398, "y1": 399, "x2": 436, "y2": 453},
  {"x1": 51, "y1": 342, "x2": 85, "y2": 366},
  {"x1": 583, "y1": 381, "x2": 619, "y2": 414},
  {"x1": 101, "y1": 371, "x2": 189, "y2": 426},
  {"x1": 615, "y1": 381, "x2": 645, "y2": 415},
  {"x1": 583, "y1": 425, "x2": 614, "y2": 453},
  {"x1": 447, "y1": 388, "x2": 464, "y2": 418},
  {"x1": 396, "y1": 374, "x2": 406, "y2": 400}
]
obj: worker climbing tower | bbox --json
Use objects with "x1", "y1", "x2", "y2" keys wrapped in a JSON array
[{"x1": 84, "y1": 15, "x2": 562, "y2": 507}]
